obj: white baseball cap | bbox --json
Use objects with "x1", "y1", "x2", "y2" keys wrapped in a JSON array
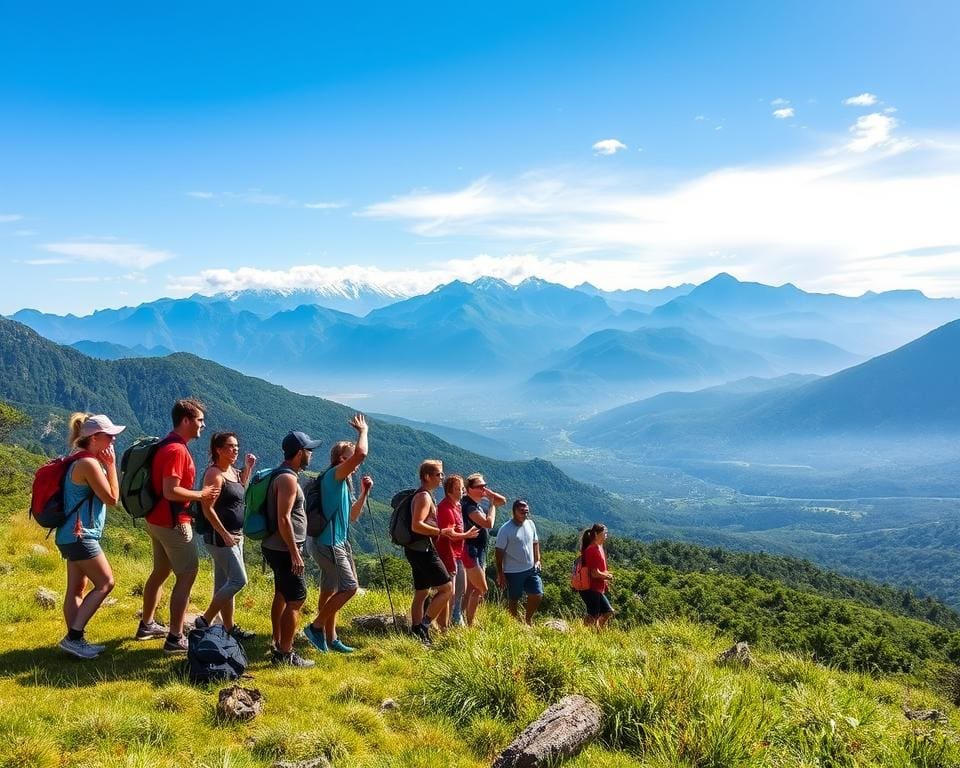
[{"x1": 79, "y1": 414, "x2": 126, "y2": 439}]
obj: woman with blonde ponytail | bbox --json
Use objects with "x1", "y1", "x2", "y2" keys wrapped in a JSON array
[
  {"x1": 579, "y1": 523, "x2": 615, "y2": 629},
  {"x1": 55, "y1": 412, "x2": 125, "y2": 659}
]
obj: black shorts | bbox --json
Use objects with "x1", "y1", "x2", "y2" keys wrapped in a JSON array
[
  {"x1": 261, "y1": 545, "x2": 308, "y2": 603},
  {"x1": 404, "y1": 546, "x2": 451, "y2": 591},
  {"x1": 579, "y1": 589, "x2": 613, "y2": 617}
]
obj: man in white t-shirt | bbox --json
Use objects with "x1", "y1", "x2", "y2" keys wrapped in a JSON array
[{"x1": 494, "y1": 499, "x2": 542, "y2": 625}]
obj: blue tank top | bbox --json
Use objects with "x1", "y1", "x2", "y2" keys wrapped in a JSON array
[{"x1": 55, "y1": 462, "x2": 106, "y2": 545}]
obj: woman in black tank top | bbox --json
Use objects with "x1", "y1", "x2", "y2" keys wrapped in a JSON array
[{"x1": 195, "y1": 432, "x2": 257, "y2": 639}]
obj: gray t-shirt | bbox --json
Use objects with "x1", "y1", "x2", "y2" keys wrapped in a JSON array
[
  {"x1": 262, "y1": 470, "x2": 306, "y2": 551},
  {"x1": 495, "y1": 518, "x2": 539, "y2": 573}
]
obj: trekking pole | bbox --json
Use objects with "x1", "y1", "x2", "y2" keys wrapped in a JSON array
[{"x1": 363, "y1": 494, "x2": 399, "y2": 631}]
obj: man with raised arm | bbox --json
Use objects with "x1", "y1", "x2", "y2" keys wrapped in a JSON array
[{"x1": 305, "y1": 413, "x2": 373, "y2": 654}]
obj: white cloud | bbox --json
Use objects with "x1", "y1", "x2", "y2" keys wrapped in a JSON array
[
  {"x1": 186, "y1": 191, "x2": 215, "y2": 199},
  {"x1": 592, "y1": 139, "x2": 627, "y2": 156},
  {"x1": 773, "y1": 108, "x2": 795, "y2": 119},
  {"x1": 694, "y1": 115, "x2": 707, "y2": 121},
  {"x1": 846, "y1": 112, "x2": 916, "y2": 154},
  {"x1": 304, "y1": 202, "x2": 344, "y2": 210},
  {"x1": 844, "y1": 92, "x2": 878, "y2": 106},
  {"x1": 357, "y1": 136, "x2": 960, "y2": 296},
  {"x1": 14, "y1": 229, "x2": 37, "y2": 237},
  {"x1": 770, "y1": 98, "x2": 790, "y2": 106},
  {"x1": 40, "y1": 241, "x2": 174, "y2": 269},
  {"x1": 0, "y1": 214, "x2": 23, "y2": 223}
]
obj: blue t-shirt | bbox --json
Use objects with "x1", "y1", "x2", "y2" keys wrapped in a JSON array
[
  {"x1": 495, "y1": 518, "x2": 539, "y2": 573},
  {"x1": 55, "y1": 462, "x2": 106, "y2": 545},
  {"x1": 314, "y1": 467, "x2": 351, "y2": 546}
]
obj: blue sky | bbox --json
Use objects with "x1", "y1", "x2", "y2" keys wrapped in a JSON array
[{"x1": 3, "y1": 1, "x2": 959, "y2": 314}]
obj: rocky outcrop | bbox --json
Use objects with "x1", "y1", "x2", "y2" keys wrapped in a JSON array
[
  {"x1": 351, "y1": 613, "x2": 410, "y2": 633},
  {"x1": 217, "y1": 686, "x2": 263, "y2": 722},
  {"x1": 492, "y1": 694, "x2": 602, "y2": 768},
  {"x1": 717, "y1": 641, "x2": 753, "y2": 667}
]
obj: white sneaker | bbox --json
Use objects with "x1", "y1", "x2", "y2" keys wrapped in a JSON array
[{"x1": 59, "y1": 636, "x2": 100, "y2": 660}]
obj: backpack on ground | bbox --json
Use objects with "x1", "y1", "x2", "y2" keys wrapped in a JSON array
[
  {"x1": 185, "y1": 624, "x2": 247, "y2": 685},
  {"x1": 570, "y1": 555, "x2": 592, "y2": 591},
  {"x1": 389, "y1": 488, "x2": 427, "y2": 547},
  {"x1": 242, "y1": 467, "x2": 294, "y2": 540},
  {"x1": 30, "y1": 452, "x2": 95, "y2": 532},
  {"x1": 119, "y1": 435, "x2": 176, "y2": 519},
  {"x1": 304, "y1": 468, "x2": 332, "y2": 538}
]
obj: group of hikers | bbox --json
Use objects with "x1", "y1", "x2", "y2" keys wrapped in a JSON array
[{"x1": 44, "y1": 399, "x2": 615, "y2": 665}]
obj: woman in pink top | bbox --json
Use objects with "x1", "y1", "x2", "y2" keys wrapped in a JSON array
[
  {"x1": 435, "y1": 474, "x2": 478, "y2": 629},
  {"x1": 579, "y1": 523, "x2": 614, "y2": 629}
]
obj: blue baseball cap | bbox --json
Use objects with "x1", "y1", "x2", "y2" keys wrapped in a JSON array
[{"x1": 281, "y1": 431, "x2": 322, "y2": 454}]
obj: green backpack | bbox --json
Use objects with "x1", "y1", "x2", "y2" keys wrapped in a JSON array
[
  {"x1": 243, "y1": 467, "x2": 295, "y2": 540},
  {"x1": 119, "y1": 435, "x2": 177, "y2": 519}
]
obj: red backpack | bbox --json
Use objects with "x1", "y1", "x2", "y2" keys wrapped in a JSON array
[
  {"x1": 570, "y1": 555, "x2": 592, "y2": 591},
  {"x1": 30, "y1": 452, "x2": 95, "y2": 532}
]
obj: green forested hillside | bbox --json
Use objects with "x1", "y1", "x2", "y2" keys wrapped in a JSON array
[{"x1": 0, "y1": 316, "x2": 629, "y2": 533}]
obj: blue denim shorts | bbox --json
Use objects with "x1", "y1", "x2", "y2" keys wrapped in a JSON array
[
  {"x1": 504, "y1": 568, "x2": 543, "y2": 600},
  {"x1": 57, "y1": 538, "x2": 102, "y2": 562}
]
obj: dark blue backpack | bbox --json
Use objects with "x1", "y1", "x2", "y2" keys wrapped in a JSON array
[{"x1": 185, "y1": 625, "x2": 247, "y2": 685}]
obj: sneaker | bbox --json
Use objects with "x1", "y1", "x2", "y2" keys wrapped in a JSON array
[
  {"x1": 135, "y1": 620, "x2": 169, "y2": 641},
  {"x1": 329, "y1": 638, "x2": 354, "y2": 654},
  {"x1": 162, "y1": 635, "x2": 188, "y2": 655},
  {"x1": 271, "y1": 649, "x2": 316, "y2": 668},
  {"x1": 193, "y1": 615, "x2": 209, "y2": 630},
  {"x1": 229, "y1": 624, "x2": 255, "y2": 641},
  {"x1": 59, "y1": 635, "x2": 100, "y2": 660},
  {"x1": 86, "y1": 641, "x2": 107, "y2": 654},
  {"x1": 303, "y1": 624, "x2": 328, "y2": 653}
]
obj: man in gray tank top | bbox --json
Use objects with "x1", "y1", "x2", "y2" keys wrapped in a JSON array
[{"x1": 261, "y1": 430, "x2": 321, "y2": 668}]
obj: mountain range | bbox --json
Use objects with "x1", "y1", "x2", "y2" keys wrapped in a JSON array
[{"x1": 10, "y1": 273, "x2": 960, "y2": 421}]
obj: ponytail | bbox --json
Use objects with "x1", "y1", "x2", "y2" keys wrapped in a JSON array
[
  {"x1": 580, "y1": 523, "x2": 606, "y2": 556},
  {"x1": 68, "y1": 412, "x2": 93, "y2": 450}
]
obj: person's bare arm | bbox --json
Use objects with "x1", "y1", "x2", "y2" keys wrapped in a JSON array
[
  {"x1": 163, "y1": 476, "x2": 218, "y2": 504},
  {"x1": 495, "y1": 547, "x2": 506, "y2": 588},
  {"x1": 411, "y1": 492, "x2": 447, "y2": 537},
  {"x1": 274, "y1": 473, "x2": 304, "y2": 574},
  {"x1": 74, "y1": 450, "x2": 119, "y2": 506},
  {"x1": 350, "y1": 475, "x2": 373, "y2": 522},
  {"x1": 335, "y1": 413, "x2": 369, "y2": 481}
]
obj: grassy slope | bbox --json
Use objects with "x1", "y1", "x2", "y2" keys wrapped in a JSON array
[{"x1": 2, "y1": 451, "x2": 960, "y2": 767}]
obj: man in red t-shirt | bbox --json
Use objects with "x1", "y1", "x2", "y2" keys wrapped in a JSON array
[{"x1": 135, "y1": 398, "x2": 219, "y2": 653}]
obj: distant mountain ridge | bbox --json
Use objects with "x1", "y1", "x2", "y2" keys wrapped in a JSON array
[
  {"x1": 9, "y1": 273, "x2": 959, "y2": 418},
  {"x1": 574, "y1": 318, "x2": 960, "y2": 450}
]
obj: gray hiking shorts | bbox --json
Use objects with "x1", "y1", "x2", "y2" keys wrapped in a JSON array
[{"x1": 307, "y1": 539, "x2": 358, "y2": 594}]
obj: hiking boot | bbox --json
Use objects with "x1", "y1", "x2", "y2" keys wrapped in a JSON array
[
  {"x1": 271, "y1": 649, "x2": 315, "y2": 668},
  {"x1": 329, "y1": 638, "x2": 354, "y2": 654},
  {"x1": 135, "y1": 620, "x2": 168, "y2": 641},
  {"x1": 59, "y1": 635, "x2": 100, "y2": 660},
  {"x1": 162, "y1": 634, "x2": 188, "y2": 655},
  {"x1": 303, "y1": 624, "x2": 328, "y2": 653},
  {"x1": 412, "y1": 623, "x2": 432, "y2": 647},
  {"x1": 229, "y1": 624, "x2": 255, "y2": 641}
]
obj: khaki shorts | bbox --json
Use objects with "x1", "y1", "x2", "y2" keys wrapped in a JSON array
[
  {"x1": 307, "y1": 539, "x2": 358, "y2": 593},
  {"x1": 146, "y1": 521, "x2": 199, "y2": 575}
]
